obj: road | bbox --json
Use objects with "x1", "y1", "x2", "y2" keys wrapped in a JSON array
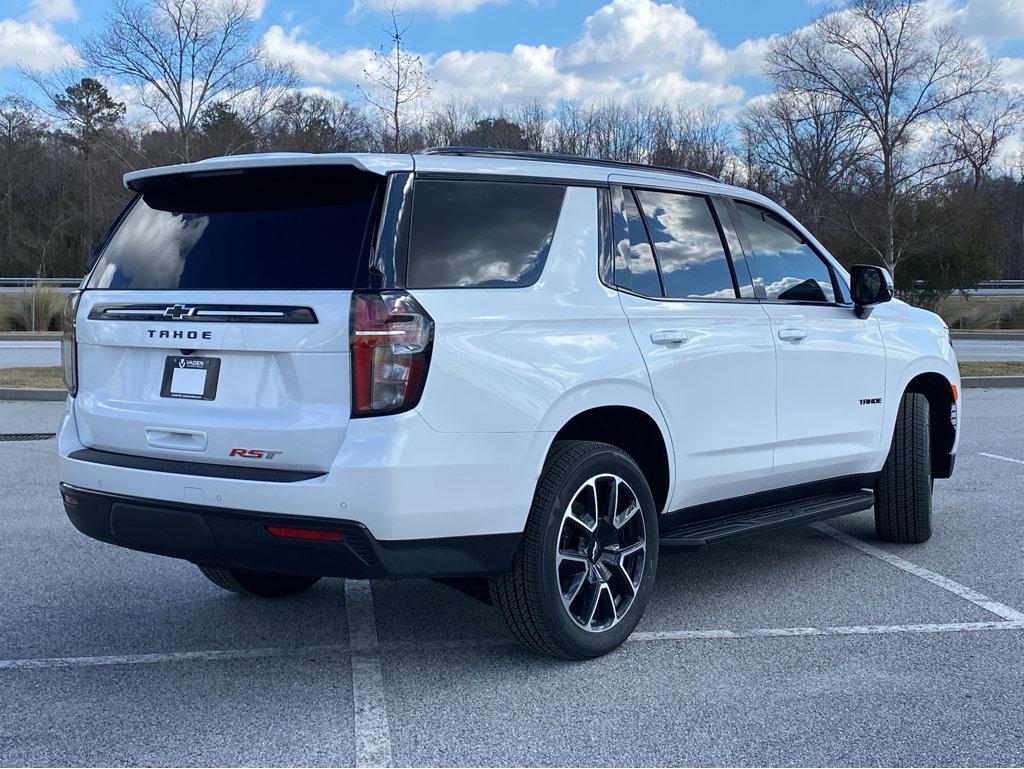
[
  {"x1": 0, "y1": 340, "x2": 60, "y2": 369},
  {"x1": 952, "y1": 337, "x2": 1024, "y2": 361},
  {"x1": 1, "y1": 390, "x2": 1024, "y2": 766},
  {"x1": 1, "y1": 337, "x2": 1022, "y2": 370}
]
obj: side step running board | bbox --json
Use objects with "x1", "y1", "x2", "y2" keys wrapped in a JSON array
[{"x1": 659, "y1": 490, "x2": 874, "y2": 552}]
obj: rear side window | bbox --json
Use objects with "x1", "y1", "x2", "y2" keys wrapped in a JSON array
[
  {"x1": 611, "y1": 188, "x2": 662, "y2": 297},
  {"x1": 407, "y1": 180, "x2": 565, "y2": 288},
  {"x1": 634, "y1": 190, "x2": 737, "y2": 300},
  {"x1": 734, "y1": 201, "x2": 836, "y2": 304},
  {"x1": 87, "y1": 167, "x2": 381, "y2": 290}
]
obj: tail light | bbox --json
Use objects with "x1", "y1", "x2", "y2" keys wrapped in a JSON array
[
  {"x1": 350, "y1": 291, "x2": 434, "y2": 417},
  {"x1": 61, "y1": 291, "x2": 81, "y2": 397}
]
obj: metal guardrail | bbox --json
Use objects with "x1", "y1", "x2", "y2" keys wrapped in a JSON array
[{"x1": 0, "y1": 278, "x2": 82, "y2": 288}]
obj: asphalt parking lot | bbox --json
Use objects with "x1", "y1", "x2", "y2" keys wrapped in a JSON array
[{"x1": 1, "y1": 392, "x2": 1023, "y2": 767}]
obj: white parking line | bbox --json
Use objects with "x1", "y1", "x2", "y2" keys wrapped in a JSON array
[
  {"x1": 2, "y1": 618, "x2": 1022, "y2": 672},
  {"x1": 631, "y1": 620, "x2": 1024, "y2": 643},
  {"x1": 0, "y1": 643, "x2": 350, "y2": 671},
  {"x1": 345, "y1": 579, "x2": 393, "y2": 769},
  {"x1": 979, "y1": 452, "x2": 1024, "y2": 466},
  {"x1": 814, "y1": 523, "x2": 1024, "y2": 622}
]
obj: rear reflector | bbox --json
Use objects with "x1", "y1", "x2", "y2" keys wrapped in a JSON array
[{"x1": 265, "y1": 525, "x2": 343, "y2": 542}]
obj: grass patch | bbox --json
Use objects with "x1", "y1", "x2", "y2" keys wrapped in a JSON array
[
  {"x1": 0, "y1": 366, "x2": 65, "y2": 389},
  {"x1": 958, "y1": 361, "x2": 1024, "y2": 377}
]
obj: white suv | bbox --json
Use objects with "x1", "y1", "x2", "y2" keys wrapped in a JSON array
[{"x1": 58, "y1": 148, "x2": 960, "y2": 659}]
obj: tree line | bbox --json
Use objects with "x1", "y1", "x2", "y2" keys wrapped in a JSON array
[{"x1": 1, "y1": 0, "x2": 1022, "y2": 297}]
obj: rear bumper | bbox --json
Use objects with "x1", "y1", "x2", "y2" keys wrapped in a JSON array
[
  {"x1": 60, "y1": 483, "x2": 520, "y2": 579},
  {"x1": 58, "y1": 405, "x2": 552, "y2": 541}
]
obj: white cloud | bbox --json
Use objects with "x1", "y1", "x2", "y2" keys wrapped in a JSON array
[
  {"x1": 0, "y1": 18, "x2": 78, "y2": 68},
  {"x1": 699, "y1": 36, "x2": 773, "y2": 82},
  {"x1": 262, "y1": 25, "x2": 375, "y2": 83},
  {"x1": 28, "y1": 0, "x2": 79, "y2": 23},
  {"x1": 924, "y1": 0, "x2": 1024, "y2": 43},
  {"x1": 266, "y1": 0, "x2": 768, "y2": 111},
  {"x1": 350, "y1": 0, "x2": 507, "y2": 18},
  {"x1": 997, "y1": 56, "x2": 1024, "y2": 88},
  {"x1": 556, "y1": 0, "x2": 768, "y2": 83},
  {"x1": 954, "y1": 0, "x2": 1024, "y2": 41}
]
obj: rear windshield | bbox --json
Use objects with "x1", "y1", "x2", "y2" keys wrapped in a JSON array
[{"x1": 87, "y1": 167, "x2": 380, "y2": 290}]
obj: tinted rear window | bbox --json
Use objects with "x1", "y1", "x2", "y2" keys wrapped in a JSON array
[
  {"x1": 634, "y1": 189, "x2": 737, "y2": 300},
  {"x1": 87, "y1": 167, "x2": 380, "y2": 290},
  {"x1": 406, "y1": 179, "x2": 565, "y2": 288}
]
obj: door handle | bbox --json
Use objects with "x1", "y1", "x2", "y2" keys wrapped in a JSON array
[
  {"x1": 777, "y1": 327, "x2": 807, "y2": 342},
  {"x1": 650, "y1": 330, "x2": 689, "y2": 346}
]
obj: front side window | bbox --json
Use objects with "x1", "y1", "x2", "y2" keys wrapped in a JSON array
[
  {"x1": 734, "y1": 201, "x2": 836, "y2": 303},
  {"x1": 635, "y1": 190, "x2": 737, "y2": 300},
  {"x1": 406, "y1": 179, "x2": 565, "y2": 288},
  {"x1": 611, "y1": 188, "x2": 662, "y2": 297}
]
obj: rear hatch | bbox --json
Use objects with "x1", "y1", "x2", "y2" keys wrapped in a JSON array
[{"x1": 73, "y1": 164, "x2": 384, "y2": 474}]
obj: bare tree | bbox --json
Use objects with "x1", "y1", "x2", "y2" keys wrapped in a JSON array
[
  {"x1": 549, "y1": 100, "x2": 599, "y2": 157},
  {"x1": 942, "y1": 89, "x2": 1023, "y2": 191},
  {"x1": 508, "y1": 99, "x2": 548, "y2": 151},
  {"x1": 423, "y1": 98, "x2": 479, "y2": 147},
  {"x1": 766, "y1": 0, "x2": 1000, "y2": 276},
  {"x1": 359, "y1": 4, "x2": 432, "y2": 152},
  {"x1": 740, "y1": 90, "x2": 866, "y2": 230},
  {"x1": 82, "y1": 0, "x2": 296, "y2": 162},
  {"x1": 266, "y1": 92, "x2": 372, "y2": 152}
]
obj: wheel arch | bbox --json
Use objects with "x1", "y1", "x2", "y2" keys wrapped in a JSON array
[
  {"x1": 545, "y1": 404, "x2": 672, "y2": 514},
  {"x1": 902, "y1": 371, "x2": 958, "y2": 479}
]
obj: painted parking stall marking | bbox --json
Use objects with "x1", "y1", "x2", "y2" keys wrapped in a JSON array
[
  {"x1": 345, "y1": 579, "x2": 394, "y2": 769},
  {"x1": 979, "y1": 452, "x2": 1024, "y2": 467},
  {"x1": 2, "y1": 618, "x2": 1023, "y2": 673},
  {"x1": 814, "y1": 523, "x2": 1024, "y2": 622}
]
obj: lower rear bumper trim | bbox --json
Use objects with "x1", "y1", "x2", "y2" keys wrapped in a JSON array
[{"x1": 59, "y1": 484, "x2": 520, "y2": 579}]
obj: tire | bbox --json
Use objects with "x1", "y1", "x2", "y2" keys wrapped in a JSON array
[
  {"x1": 874, "y1": 391, "x2": 933, "y2": 543},
  {"x1": 197, "y1": 565, "x2": 321, "y2": 598},
  {"x1": 489, "y1": 440, "x2": 659, "y2": 659}
]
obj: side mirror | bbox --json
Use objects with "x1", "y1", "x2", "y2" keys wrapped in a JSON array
[{"x1": 850, "y1": 264, "x2": 893, "y2": 317}]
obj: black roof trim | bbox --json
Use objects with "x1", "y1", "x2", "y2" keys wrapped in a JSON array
[{"x1": 414, "y1": 146, "x2": 723, "y2": 183}]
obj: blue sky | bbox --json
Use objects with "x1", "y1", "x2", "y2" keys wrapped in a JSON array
[{"x1": 2, "y1": 0, "x2": 1023, "y2": 113}]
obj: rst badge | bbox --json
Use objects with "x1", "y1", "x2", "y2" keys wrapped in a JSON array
[{"x1": 228, "y1": 448, "x2": 283, "y2": 460}]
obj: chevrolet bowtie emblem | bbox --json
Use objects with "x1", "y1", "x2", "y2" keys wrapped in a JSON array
[{"x1": 163, "y1": 304, "x2": 197, "y2": 319}]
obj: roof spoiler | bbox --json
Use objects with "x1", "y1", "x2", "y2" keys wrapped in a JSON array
[{"x1": 124, "y1": 153, "x2": 414, "y2": 193}]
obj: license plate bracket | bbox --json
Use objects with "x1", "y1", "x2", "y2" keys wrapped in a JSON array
[{"x1": 160, "y1": 356, "x2": 221, "y2": 400}]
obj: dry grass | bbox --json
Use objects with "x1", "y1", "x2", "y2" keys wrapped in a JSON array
[
  {"x1": 958, "y1": 361, "x2": 1024, "y2": 377},
  {"x1": 0, "y1": 366, "x2": 65, "y2": 389},
  {"x1": 2, "y1": 286, "x2": 66, "y2": 332},
  {"x1": 938, "y1": 295, "x2": 1024, "y2": 330}
]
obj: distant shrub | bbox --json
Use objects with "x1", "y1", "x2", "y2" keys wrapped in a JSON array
[
  {"x1": 6, "y1": 284, "x2": 65, "y2": 332},
  {"x1": 940, "y1": 298, "x2": 1024, "y2": 330},
  {"x1": 994, "y1": 300, "x2": 1024, "y2": 329}
]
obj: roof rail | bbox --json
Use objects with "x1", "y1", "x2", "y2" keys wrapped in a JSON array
[{"x1": 414, "y1": 146, "x2": 723, "y2": 183}]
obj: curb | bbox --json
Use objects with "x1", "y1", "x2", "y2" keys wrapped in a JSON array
[
  {"x1": 0, "y1": 332, "x2": 61, "y2": 341},
  {"x1": 961, "y1": 376, "x2": 1024, "y2": 389},
  {"x1": 951, "y1": 331, "x2": 1024, "y2": 341},
  {"x1": 0, "y1": 387, "x2": 66, "y2": 401}
]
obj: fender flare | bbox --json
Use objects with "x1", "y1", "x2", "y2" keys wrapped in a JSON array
[
  {"x1": 532, "y1": 380, "x2": 676, "y2": 512},
  {"x1": 882, "y1": 357, "x2": 958, "y2": 457}
]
